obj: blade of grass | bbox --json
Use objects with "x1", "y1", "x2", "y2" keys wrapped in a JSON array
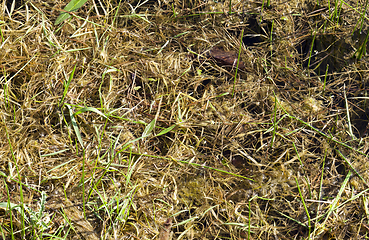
[
  {"x1": 323, "y1": 64, "x2": 329, "y2": 92},
  {"x1": 59, "y1": 64, "x2": 76, "y2": 107},
  {"x1": 5, "y1": 54, "x2": 37, "y2": 85},
  {"x1": 0, "y1": 23, "x2": 3, "y2": 43},
  {"x1": 270, "y1": 92, "x2": 278, "y2": 148},
  {"x1": 55, "y1": 0, "x2": 89, "y2": 25},
  {"x1": 344, "y1": 84, "x2": 355, "y2": 139},
  {"x1": 336, "y1": 0, "x2": 343, "y2": 24},
  {"x1": 275, "y1": 210, "x2": 307, "y2": 227},
  {"x1": 3, "y1": 179, "x2": 14, "y2": 240},
  {"x1": 41, "y1": 149, "x2": 70, "y2": 157},
  {"x1": 42, "y1": 165, "x2": 78, "y2": 183},
  {"x1": 125, "y1": 150, "x2": 140, "y2": 186},
  {"x1": 270, "y1": 19, "x2": 274, "y2": 58},
  {"x1": 46, "y1": 158, "x2": 76, "y2": 173},
  {"x1": 142, "y1": 119, "x2": 156, "y2": 138},
  {"x1": 314, "y1": 171, "x2": 352, "y2": 236},
  {"x1": 156, "y1": 124, "x2": 176, "y2": 137},
  {"x1": 66, "y1": 105, "x2": 84, "y2": 149},
  {"x1": 260, "y1": 0, "x2": 266, "y2": 22},
  {"x1": 232, "y1": 29, "x2": 244, "y2": 97},
  {"x1": 336, "y1": 149, "x2": 365, "y2": 184},
  {"x1": 307, "y1": 29, "x2": 317, "y2": 71},
  {"x1": 354, "y1": 30, "x2": 369, "y2": 60},
  {"x1": 295, "y1": 177, "x2": 311, "y2": 237},
  {"x1": 173, "y1": 216, "x2": 199, "y2": 227},
  {"x1": 171, "y1": 3, "x2": 177, "y2": 17},
  {"x1": 74, "y1": 106, "x2": 110, "y2": 121}
]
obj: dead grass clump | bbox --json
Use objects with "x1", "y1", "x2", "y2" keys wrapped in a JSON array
[{"x1": 2, "y1": 0, "x2": 369, "y2": 239}]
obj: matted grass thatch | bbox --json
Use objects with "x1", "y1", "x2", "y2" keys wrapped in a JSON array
[{"x1": 1, "y1": 0, "x2": 369, "y2": 239}]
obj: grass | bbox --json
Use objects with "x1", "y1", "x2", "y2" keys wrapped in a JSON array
[{"x1": 1, "y1": 0, "x2": 369, "y2": 239}]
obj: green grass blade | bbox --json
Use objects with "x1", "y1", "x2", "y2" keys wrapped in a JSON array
[
  {"x1": 232, "y1": 29, "x2": 244, "y2": 97},
  {"x1": 344, "y1": 84, "x2": 355, "y2": 139},
  {"x1": 55, "y1": 0, "x2": 89, "y2": 25},
  {"x1": 66, "y1": 105, "x2": 84, "y2": 149},
  {"x1": 156, "y1": 124, "x2": 176, "y2": 137},
  {"x1": 271, "y1": 92, "x2": 278, "y2": 148},
  {"x1": 59, "y1": 64, "x2": 76, "y2": 107},
  {"x1": 74, "y1": 106, "x2": 110, "y2": 120},
  {"x1": 295, "y1": 177, "x2": 311, "y2": 237},
  {"x1": 276, "y1": 210, "x2": 307, "y2": 227},
  {"x1": 307, "y1": 30, "x2": 317, "y2": 71},
  {"x1": 41, "y1": 149, "x2": 70, "y2": 157},
  {"x1": 142, "y1": 119, "x2": 156, "y2": 138},
  {"x1": 314, "y1": 171, "x2": 352, "y2": 236},
  {"x1": 337, "y1": 149, "x2": 366, "y2": 185}
]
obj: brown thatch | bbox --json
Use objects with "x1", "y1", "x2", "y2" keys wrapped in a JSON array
[{"x1": 1, "y1": 0, "x2": 369, "y2": 239}]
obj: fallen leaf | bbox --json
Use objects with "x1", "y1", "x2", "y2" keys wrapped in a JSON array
[{"x1": 208, "y1": 46, "x2": 246, "y2": 71}]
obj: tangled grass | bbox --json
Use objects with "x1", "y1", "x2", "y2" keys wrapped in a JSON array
[{"x1": 1, "y1": 0, "x2": 369, "y2": 239}]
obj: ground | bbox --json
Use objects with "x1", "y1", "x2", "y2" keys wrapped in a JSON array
[{"x1": 1, "y1": 0, "x2": 369, "y2": 239}]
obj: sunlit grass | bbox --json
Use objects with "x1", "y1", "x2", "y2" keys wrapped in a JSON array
[{"x1": 1, "y1": 0, "x2": 369, "y2": 239}]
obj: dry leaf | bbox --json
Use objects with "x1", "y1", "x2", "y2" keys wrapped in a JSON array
[{"x1": 208, "y1": 46, "x2": 246, "y2": 71}]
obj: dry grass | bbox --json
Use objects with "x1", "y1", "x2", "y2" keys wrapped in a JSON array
[{"x1": 1, "y1": 0, "x2": 369, "y2": 239}]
